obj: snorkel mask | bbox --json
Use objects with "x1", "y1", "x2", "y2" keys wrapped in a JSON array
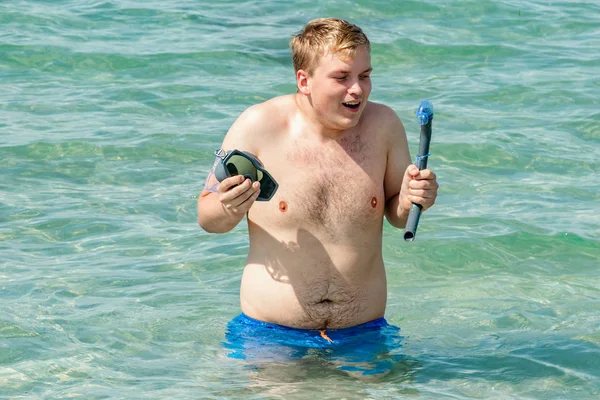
[{"x1": 214, "y1": 149, "x2": 279, "y2": 201}]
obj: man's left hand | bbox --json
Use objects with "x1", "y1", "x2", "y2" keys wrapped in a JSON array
[{"x1": 400, "y1": 164, "x2": 438, "y2": 213}]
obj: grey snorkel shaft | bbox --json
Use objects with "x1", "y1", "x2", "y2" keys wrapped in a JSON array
[{"x1": 404, "y1": 100, "x2": 434, "y2": 242}]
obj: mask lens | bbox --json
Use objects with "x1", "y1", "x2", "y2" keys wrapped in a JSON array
[
  {"x1": 227, "y1": 155, "x2": 257, "y2": 181},
  {"x1": 257, "y1": 175, "x2": 276, "y2": 200}
]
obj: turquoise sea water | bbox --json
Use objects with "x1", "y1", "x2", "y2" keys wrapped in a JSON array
[{"x1": 1, "y1": 0, "x2": 599, "y2": 398}]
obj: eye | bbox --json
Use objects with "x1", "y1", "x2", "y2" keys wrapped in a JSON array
[{"x1": 359, "y1": 74, "x2": 371, "y2": 80}]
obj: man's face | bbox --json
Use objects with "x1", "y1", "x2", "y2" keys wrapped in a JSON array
[{"x1": 306, "y1": 45, "x2": 372, "y2": 131}]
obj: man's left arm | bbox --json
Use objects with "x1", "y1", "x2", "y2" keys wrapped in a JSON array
[{"x1": 383, "y1": 108, "x2": 438, "y2": 229}]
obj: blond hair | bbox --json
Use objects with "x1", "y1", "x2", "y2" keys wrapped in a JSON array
[{"x1": 290, "y1": 18, "x2": 370, "y2": 75}]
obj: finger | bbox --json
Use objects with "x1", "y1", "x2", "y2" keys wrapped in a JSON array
[
  {"x1": 405, "y1": 164, "x2": 420, "y2": 178},
  {"x1": 408, "y1": 180, "x2": 424, "y2": 189},
  {"x1": 226, "y1": 182, "x2": 261, "y2": 213},
  {"x1": 408, "y1": 188, "x2": 437, "y2": 198},
  {"x1": 413, "y1": 169, "x2": 436, "y2": 180},
  {"x1": 218, "y1": 175, "x2": 246, "y2": 194},
  {"x1": 408, "y1": 180, "x2": 439, "y2": 193},
  {"x1": 238, "y1": 183, "x2": 261, "y2": 208},
  {"x1": 407, "y1": 195, "x2": 436, "y2": 208},
  {"x1": 230, "y1": 181, "x2": 260, "y2": 207},
  {"x1": 219, "y1": 178, "x2": 253, "y2": 204}
]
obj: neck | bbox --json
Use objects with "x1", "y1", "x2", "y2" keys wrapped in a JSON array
[{"x1": 294, "y1": 93, "x2": 349, "y2": 141}]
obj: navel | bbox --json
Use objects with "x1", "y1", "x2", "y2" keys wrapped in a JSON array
[
  {"x1": 371, "y1": 197, "x2": 377, "y2": 208},
  {"x1": 279, "y1": 200, "x2": 288, "y2": 212}
]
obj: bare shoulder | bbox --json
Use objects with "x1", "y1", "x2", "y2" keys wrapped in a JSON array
[
  {"x1": 239, "y1": 95, "x2": 293, "y2": 124},
  {"x1": 223, "y1": 95, "x2": 295, "y2": 151},
  {"x1": 363, "y1": 101, "x2": 407, "y2": 145}
]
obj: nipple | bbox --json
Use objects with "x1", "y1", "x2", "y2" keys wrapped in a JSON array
[
  {"x1": 371, "y1": 197, "x2": 377, "y2": 208},
  {"x1": 279, "y1": 201, "x2": 288, "y2": 212}
]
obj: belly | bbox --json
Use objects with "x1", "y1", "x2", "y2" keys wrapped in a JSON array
[{"x1": 240, "y1": 237, "x2": 388, "y2": 329}]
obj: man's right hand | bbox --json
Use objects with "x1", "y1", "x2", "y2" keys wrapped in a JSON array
[{"x1": 217, "y1": 175, "x2": 261, "y2": 215}]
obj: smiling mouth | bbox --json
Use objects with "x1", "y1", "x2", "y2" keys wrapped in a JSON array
[{"x1": 342, "y1": 101, "x2": 361, "y2": 110}]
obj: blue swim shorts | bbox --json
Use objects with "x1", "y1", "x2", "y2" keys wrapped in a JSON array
[{"x1": 223, "y1": 313, "x2": 404, "y2": 376}]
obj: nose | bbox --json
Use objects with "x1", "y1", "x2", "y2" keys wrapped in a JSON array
[{"x1": 348, "y1": 79, "x2": 363, "y2": 96}]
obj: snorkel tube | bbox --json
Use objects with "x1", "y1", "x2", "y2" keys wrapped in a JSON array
[{"x1": 404, "y1": 100, "x2": 434, "y2": 242}]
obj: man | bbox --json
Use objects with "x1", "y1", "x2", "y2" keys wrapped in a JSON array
[{"x1": 197, "y1": 18, "x2": 438, "y2": 375}]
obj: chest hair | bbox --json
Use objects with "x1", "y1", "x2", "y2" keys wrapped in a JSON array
[{"x1": 281, "y1": 135, "x2": 380, "y2": 229}]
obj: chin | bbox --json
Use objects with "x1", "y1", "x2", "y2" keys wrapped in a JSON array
[
  {"x1": 341, "y1": 120, "x2": 360, "y2": 129},
  {"x1": 338, "y1": 112, "x2": 363, "y2": 129},
  {"x1": 327, "y1": 118, "x2": 356, "y2": 131},
  {"x1": 320, "y1": 108, "x2": 363, "y2": 132}
]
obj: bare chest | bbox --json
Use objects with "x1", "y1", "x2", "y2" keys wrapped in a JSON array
[{"x1": 251, "y1": 137, "x2": 386, "y2": 232}]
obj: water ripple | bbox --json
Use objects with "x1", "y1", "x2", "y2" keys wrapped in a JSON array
[{"x1": 2, "y1": 0, "x2": 600, "y2": 398}]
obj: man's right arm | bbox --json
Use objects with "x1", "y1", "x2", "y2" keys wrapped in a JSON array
[
  {"x1": 197, "y1": 162, "x2": 260, "y2": 233},
  {"x1": 196, "y1": 105, "x2": 264, "y2": 233}
]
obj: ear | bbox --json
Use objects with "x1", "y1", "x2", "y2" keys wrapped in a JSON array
[{"x1": 296, "y1": 69, "x2": 310, "y2": 95}]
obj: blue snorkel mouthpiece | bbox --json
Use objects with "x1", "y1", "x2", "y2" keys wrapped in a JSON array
[
  {"x1": 404, "y1": 100, "x2": 434, "y2": 242},
  {"x1": 415, "y1": 100, "x2": 433, "y2": 126}
]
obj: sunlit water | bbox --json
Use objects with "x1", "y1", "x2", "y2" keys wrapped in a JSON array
[{"x1": 1, "y1": 1, "x2": 599, "y2": 399}]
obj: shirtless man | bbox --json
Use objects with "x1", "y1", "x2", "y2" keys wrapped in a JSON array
[{"x1": 197, "y1": 18, "x2": 438, "y2": 362}]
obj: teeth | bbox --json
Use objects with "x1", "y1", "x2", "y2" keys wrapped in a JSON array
[{"x1": 343, "y1": 102, "x2": 360, "y2": 106}]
